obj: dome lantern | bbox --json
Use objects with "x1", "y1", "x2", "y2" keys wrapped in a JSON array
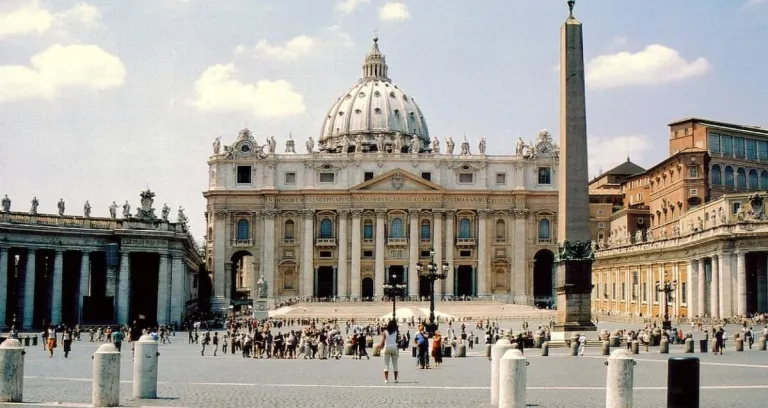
[{"x1": 361, "y1": 36, "x2": 389, "y2": 83}]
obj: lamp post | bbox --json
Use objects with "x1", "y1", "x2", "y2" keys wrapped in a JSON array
[
  {"x1": 416, "y1": 248, "x2": 449, "y2": 337},
  {"x1": 656, "y1": 278, "x2": 677, "y2": 330},
  {"x1": 382, "y1": 274, "x2": 406, "y2": 320}
]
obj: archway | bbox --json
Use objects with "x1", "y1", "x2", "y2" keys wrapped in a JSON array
[
  {"x1": 230, "y1": 250, "x2": 254, "y2": 302},
  {"x1": 419, "y1": 274, "x2": 431, "y2": 298},
  {"x1": 129, "y1": 252, "x2": 159, "y2": 325},
  {"x1": 533, "y1": 249, "x2": 555, "y2": 307},
  {"x1": 361, "y1": 277, "x2": 374, "y2": 300},
  {"x1": 316, "y1": 266, "x2": 334, "y2": 299},
  {"x1": 388, "y1": 265, "x2": 405, "y2": 285},
  {"x1": 456, "y1": 265, "x2": 473, "y2": 297}
]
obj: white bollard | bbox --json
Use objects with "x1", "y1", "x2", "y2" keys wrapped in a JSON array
[
  {"x1": 92, "y1": 343, "x2": 121, "y2": 407},
  {"x1": 605, "y1": 349, "x2": 635, "y2": 408},
  {"x1": 491, "y1": 338, "x2": 516, "y2": 406},
  {"x1": 0, "y1": 339, "x2": 25, "y2": 402},
  {"x1": 499, "y1": 349, "x2": 527, "y2": 408},
  {"x1": 133, "y1": 334, "x2": 159, "y2": 399}
]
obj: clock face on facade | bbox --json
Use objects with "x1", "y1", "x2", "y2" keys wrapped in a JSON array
[
  {"x1": 238, "y1": 141, "x2": 253, "y2": 155},
  {"x1": 537, "y1": 142, "x2": 553, "y2": 157}
]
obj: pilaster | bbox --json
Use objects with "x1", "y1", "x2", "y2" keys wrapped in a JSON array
[
  {"x1": 337, "y1": 209, "x2": 349, "y2": 298},
  {"x1": 513, "y1": 209, "x2": 528, "y2": 303},
  {"x1": 444, "y1": 210, "x2": 455, "y2": 297},
  {"x1": 433, "y1": 209, "x2": 444, "y2": 298},
  {"x1": 262, "y1": 210, "x2": 276, "y2": 298},
  {"x1": 117, "y1": 251, "x2": 130, "y2": 325},
  {"x1": 301, "y1": 210, "x2": 315, "y2": 298},
  {"x1": 350, "y1": 209, "x2": 363, "y2": 299},
  {"x1": 212, "y1": 211, "x2": 228, "y2": 307},
  {"x1": 22, "y1": 249, "x2": 36, "y2": 329},
  {"x1": 477, "y1": 209, "x2": 490, "y2": 297},
  {"x1": 374, "y1": 209, "x2": 387, "y2": 298},
  {"x1": 408, "y1": 209, "x2": 420, "y2": 297}
]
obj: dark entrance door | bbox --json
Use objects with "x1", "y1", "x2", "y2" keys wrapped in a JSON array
[
  {"x1": 419, "y1": 275, "x2": 431, "y2": 298},
  {"x1": 388, "y1": 265, "x2": 405, "y2": 284},
  {"x1": 456, "y1": 265, "x2": 473, "y2": 297},
  {"x1": 533, "y1": 249, "x2": 555, "y2": 307},
  {"x1": 361, "y1": 277, "x2": 374, "y2": 300},
  {"x1": 129, "y1": 253, "x2": 159, "y2": 325},
  {"x1": 316, "y1": 266, "x2": 334, "y2": 299}
]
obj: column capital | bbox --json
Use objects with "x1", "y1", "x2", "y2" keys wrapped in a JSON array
[
  {"x1": 513, "y1": 209, "x2": 529, "y2": 219},
  {"x1": 338, "y1": 209, "x2": 350, "y2": 217},
  {"x1": 432, "y1": 209, "x2": 445, "y2": 216},
  {"x1": 444, "y1": 210, "x2": 456, "y2": 218},
  {"x1": 374, "y1": 208, "x2": 388, "y2": 217},
  {"x1": 300, "y1": 209, "x2": 315, "y2": 218},
  {"x1": 408, "y1": 208, "x2": 421, "y2": 217},
  {"x1": 350, "y1": 209, "x2": 364, "y2": 217},
  {"x1": 263, "y1": 209, "x2": 277, "y2": 218},
  {"x1": 477, "y1": 209, "x2": 492, "y2": 217}
]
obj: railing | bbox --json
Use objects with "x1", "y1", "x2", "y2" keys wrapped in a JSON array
[
  {"x1": 538, "y1": 238, "x2": 552, "y2": 244},
  {"x1": 386, "y1": 237, "x2": 408, "y2": 246},
  {"x1": 420, "y1": 238, "x2": 431, "y2": 243},
  {"x1": 362, "y1": 238, "x2": 374, "y2": 244},
  {"x1": 282, "y1": 238, "x2": 296, "y2": 245},
  {"x1": 495, "y1": 237, "x2": 506, "y2": 244},
  {"x1": 231, "y1": 239, "x2": 253, "y2": 247},
  {"x1": 456, "y1": 237, "x2": 476, "y2": 246},
  {"x1": 315, "y1": 237, "x2": 337, "y2": 246}
]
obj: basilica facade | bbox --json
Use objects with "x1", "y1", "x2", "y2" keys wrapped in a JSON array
[{"x1": 204, "y1": 37, "x2": 560, "y2": 310}]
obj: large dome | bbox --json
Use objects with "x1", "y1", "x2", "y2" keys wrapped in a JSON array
[{"x1": 319, "y1": 37, "x2": 430, "y2": 153}]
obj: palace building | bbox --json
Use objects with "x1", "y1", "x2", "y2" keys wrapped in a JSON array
[{"x1": 203, "y1": 37, "x2": 562, "y2": 311}]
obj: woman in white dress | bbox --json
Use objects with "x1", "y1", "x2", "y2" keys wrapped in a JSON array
[{"x1": 379, "y1": 319, "x2": 400, "y2": 384}]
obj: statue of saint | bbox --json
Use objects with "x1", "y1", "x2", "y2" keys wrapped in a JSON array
[
  {"x1": 375, "y1": 134, "x2": 385, "y2": 152},
  {"x1": 355, "y1": 134, "x2": 362, "y2": 153},
  {"x1": 410, "y1": 136, "x2": 420, "y2": 153},
  {"x1": 57, "y1": 198, "x2": 65, "y2": 216},
  {"x1": 122, "y1": 200, "x2": 131, "y2": 218},
  {"x1": 212, "y1": 137, "x2": 221, "y2": 155},
  {"x1": 393, "y1": 133, "x2": 403, "y2": 152},
  {"x1": 178, "y1": 206, "x2": 188, "y2": 224},
  {"x1": 256, "y1": 275, "x2": 269, "y2": 298},
  {"x1": 515, "y1": 137, "x2": 525, "y2": 155},
  {"x1": 446, "y1": 137, "x2": 455, "y2": 154},
  {"x1": 1, "y1": 195, "x2": 10, "y2": 212},
  {"x1": 30, "y1": 197, "x2": 39, "y2": 215},
  {"x1": 719, "y1": 207, "x2": 726, "y2": 224},
  {"x1": 431, "y1": 136, "x2": 440, "y2": 153},
  {"x1": 285, "y1": 134, "x2": 296, "y2": 153},
  {"x1": 109, "y1": 201, "x2": 118, "y2": 219},
  {"x1": 162, "y1": 203, "x2": 170, "y2": 221},
  {"x1": 341, "y1": 134, "x2": 350, "y2": 153},
  {"x1": 634, "y1": 229, "x2": 643, "y2": 243},
  {"x1": 83, "y1": 201, "x2": 92, "y2": 218},
  {"x1": 478, "y1": 137, "x2": 487, "y2": 154},
  {"x1": 268, "y1": 136, "x2": 277, "y2": 153},
  {"x1": 460, "y1": 136, "x2": 470, "y2": 155},
  {"x1": 306, "y1": 136, "x2": 315, "y2": 153}
]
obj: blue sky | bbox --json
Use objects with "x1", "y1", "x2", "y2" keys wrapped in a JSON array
[{"x1": 1, "y1": 0, "x2": 766, "y2": 240}]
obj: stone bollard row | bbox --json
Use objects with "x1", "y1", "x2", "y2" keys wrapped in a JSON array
[
  {"x1": 93, "y1": 343, "x2": 121, "y2": 407},
  {"x1": 372, "y1": 344, "x2": 381, "y2": 357},
  {"x1": 759, "y1": 336, "x2": 767, "y2": 351},
  {"x1": 734, "y1": 336, "x2": 744, "y2": 352},
  {"x1": 499, "y1": 349, "x2": 528, "y2": 408},
  {"x1": 457, "y1": 343, "x2": 466, "y2": 357},
  {"x1": 0, "y1": 339, "x2": 25, "y2": 403},
  {"x1": 660, "y1": 338, "x2": 669, "y2": 354},
  {"x1": 485, "y1": 343, "x2": 492, "y2": 360},
  {"x1": 541, "y1": 342, "x2": 549, "y2": 357},
  {"x1": 601, "y1": 340, "x2": 610, "y2": 356},
  {"x1": 668, "y1": 357, "x2": 699, "y2": 408},
  {"x1": 133, "y1": 334, "x2": 159, "y2": 399},
  {"x1": 491, "y1": 339, "x2": 516, "y2": 406},
  {"x1": 605, "y1": 349, "x2": 635, "y2": 408},
  {"x1": 684, "y1": 337, "x2": 695, "y2": 353},
  {"x1": 630, "y1": 340, "x2": 639, "y2": 355}
]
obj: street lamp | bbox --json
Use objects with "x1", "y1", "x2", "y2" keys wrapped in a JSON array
[
  {"x1": 416, "y1": 248, "x2": 449, "y2": 337},
  {"x1": 656, "y1": 278, "x2": 677, "y2": 330},
  {"x1": 382, "y1": 274, "x2": 406, "y2": 320}
]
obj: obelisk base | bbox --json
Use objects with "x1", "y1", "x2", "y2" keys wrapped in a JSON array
[{"x1": 551, "y1": 258, "x2": 596, "y2": 342}]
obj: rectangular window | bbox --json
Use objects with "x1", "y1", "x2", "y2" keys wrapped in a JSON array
[
  {"x1": 689, "y1": 167, "x2": 698, "y2": 178},
  {"x1": 236, "y1": 166, "x2": 252, "y2": 184},
  {"x1": 362, "y1": 250, "x2": 373, "y2": 258},
  {"x1": 734, "y1": 137, "x2": 746, "y2": 157},
  {"x1": 538, "y1": 167, "x2": 552, "y2": 184},
  {"x1": 364, "y1": 171, "x2": 374, "y2": 181},
  {"x1": 597, "y1": 222, "x2": 605, "y2": 228},
  {"x1": 732, "y1": 202, "x2": 741, "y2": 214},
  {"x1": 363, "y1": 223, "x2": 373, "y2": 240},
  {"x1": 285, "y1": 172, "x2": 296, "y2": 184},
  {"x1": 459, "y1": 250, "x2": 471, "y2": 257},
  {"x1": 681, "y1": 282, "x2": 687, "y2": 303},
  {"x1": 621, "y1": 283, "x2": 626, "y2": 300},
  {"x1": 495, "y1": 173, "x2": 506, "y2": 184},
  {"x1": 597, "y1": 209, "x2": 604, "y2": 216},
  {"x1": 603, "y1": 283, "x2": 608, "y2": 298},
  {"x1": 632, "y1": 272, "x2": 638, "y2": 301},
  {"x1": 690, "y1": 188, "x2": 698, "y2": 196},
  {"x1": 319, "y1": 251, "x2": 332, "y2": 258},
  {"x1": 459, "y1": 173, "x2": 474, "y2": 183},
  {"x1": 193, "y1": 275, "x2": 198, "y2": 289},
  {"x1": 759, "y1": 141, "x2": 768, "y2": 160},
  {"x1": 420, "y1": 250, "x2": 431, "y2": 257},
  {"x1": 708, "y1": 133, "x2": 721, "y2": 153},
  {"x1": 319, "y1": 172, "x2": 335, "y2": 183},
  {"x1": 721, "y1": 135, "x2": 733, "y2": 156},
  {"x1": 612, "y1": 283, "x2": 616, "y2": 299},
  {"x1": 655, "y1": 285, "x2": 659, "y2": 302},
  {"x1": 421, "y1": 172, "x2": 431, "y2": 181},
  {"x1": 638, "y1": 218, "x2": 644, "y2": 225},
  {"x1": 746, "y1": 139, "x2": 757, "y2": 160},
  {"x1": 642, "y1": 283, "x2": 647, "y2": 302}
]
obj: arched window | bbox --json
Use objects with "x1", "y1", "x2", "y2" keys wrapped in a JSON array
[
  {"x1": 391, "y1": 218, "x2": 404, "y2": 238},
  {"x1": 711, "y1": 164, "x2": 721, "y2": 185},
  {"x1": 237, "y1": 219, "x2": 249, "y2": 240},
  {"x1": 207, "y1": 227, "x2": 213, "y2": 239},
  {"x1": 495, "y1": 219, "x2": 506, "y2": 239},
  {"x1": 538, "y1": 219, "x2": 550, "y2": 241},
  {"x1": 724, "y1": 166, "x2": 735, "y2": 187},
  {"x1": 319, "y1": 219, "x2": 333, "y2": 238},
  {"x1": 737, "y1": 168, "x2": 747, "y2": 188},
  {"x1": 458, "y1": 218, "x2": 471, "y2": 238},
  {"x1": 762, "y1": 171, "x2": 768, "y2": 189},
  {"x1": 420, "y1": 220, "x2": 431, "y2": 240},
  {"x1": 749, "y1": 169, "x2": 759, "y2": 190},
  {"x1": 363, "y1": 220, "x2": 373, "y2": 240},
  {"x1": 284, "y1": 220, "x2": 295, "y2": 240}
]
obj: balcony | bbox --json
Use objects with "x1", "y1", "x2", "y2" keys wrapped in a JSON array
[
  {"x1": 387, "y1": 237, "x2": 408, "y2": 246},
  {"x1": 231, "y1": 239, "x2": 253, "y2": 247},
  {"x1": 456, "y1": 237, "x2": 476, "y2": 246},
  {"x1": 315, "y1": 237, "x2": 337, "y2": 247},
  {"x1": 362, "y1": 238, "x2": 374, "y2": 245},
  {"x1": 495, "y1": 237, "x2": 507, "y2": 244},
  {"x1": 420, "y1": 238, "x2": 432, "y2": 244},
  {"x1": 282, "y1": 238, "x2": 296, "y2": 245}
]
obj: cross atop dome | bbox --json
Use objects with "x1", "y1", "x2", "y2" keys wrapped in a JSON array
[{"x1": 361, "y1": 34, "x2": 389, "y2": 82}]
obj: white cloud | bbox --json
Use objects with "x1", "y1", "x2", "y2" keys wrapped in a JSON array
[
  {"x1": 588, "y1": 134, "x2": 651, "y2": 178},
  {"x1": 0, "y1": 2, "x2": 102, "y2": 38},
  {"x1": 253, "y1": 35, "x2": 315, "y2": 60},
  {"x1": 188, "y1": 63, "x2": 305, "y2": 118},
  {"x1": 586, "y1": 44, "x2": 710, "y2": 89},
  {"x1": 379, "y1": 2, "x2": 411, "y2": 21},
  {"x1": 335, "y1": 0, "x2": 370, "y2": 14},
  {"x1": 608, "y1": 36, "x2": 627, "y2": 48},
  {"x1": 0, "y1": 44, "x2": 126, "y2": 102},
  {"x1": 743, "y1": 0, "x2": 768, "y2": 8}
]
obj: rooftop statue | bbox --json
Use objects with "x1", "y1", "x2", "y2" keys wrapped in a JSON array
[
  {"x1": 1, "y1": 194, "x2": 11, "y2": 212},
  {"x1": 285, "y1": 134, "x2": 296, "y2": 153},
  {"x1": 267, "y1": 136, "x2": 277, "y2": 154},
  {"x1": 109, "y1": 201, "x2": 118, "y2": 219},
  {"x1": 515, "y1": 137, "x2": 525, "y2": 155},
  {"x1": 306, "y1": 136, "x2": 315, "y2": 153},
  {"x1": 57, "y1": 198, "x2": 65, "y2": 216},
  {"x1": 83, "y1": 201, "x2": 92, "y2": 218},
  {"x1": 445, "y1": 137, "x2": 455, "y2": 154},
  {"x1": 162, "y1": 203, "x2": 170, "y2": 221},
  {"x1": 460, "y1": 135, "x2": 470, "y2": 155},
  {"x1": 212, "y1": 137, "x2": 221, "y2": 155},
  {"x1": 478, "y1": 137, "x2": 487, "y2": 154},
  {"x1": 30, "y1": 197, "x2": 39, "y2": 215},
  {"x1": 122, "y1": 200, "x2": 131, "y2": 218},
  {"x1": 431, "y1": 136, "x2": 440, "y2": 154}
]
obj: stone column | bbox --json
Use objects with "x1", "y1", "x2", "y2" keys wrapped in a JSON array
[
  {"x1": 0, "y1": 247, "x2": 7, "y2": 328},
  {"x1": 212, "y1": 212, "x2": 228, "y2": 306},
  {"x1": 262, "y1": 210, "x2": 276, "y2": 298},
  {"x1": 170, "y1": 255, "x2": 184, "y2": 324},
  {"x1": 156, "y1": 254, "x2": 169, "y2": 325},
  {"x1": 689, "y1": 259, "x2": 699, "y2": 318},
  {"x1": 433, "y1": 210, "x2": 444, "y2": 298},
  {"x1": 337, "y1": 209, "x2": 349, "y2": 299},
  {"x1": 117, "y1": 251, "x2": 130, "y2": 325},
  {"x1": 350, "y1": 210, "x2": 363, "y2": 299},
  {"x1": 444, "y1": 211, "x2": 456, "y2": 297},
  {"x1": 374, "y1": 209, "x2": 387, "y2": 298},
  {"x1": 408, "y1": 209, "x2": 420, "y2": 297},
  {"x1": 477, "y1": 210, "x2": 489, "y2": 297},
  {"x1": 78, "y1": 251, "x2": 91, "y2": 324},
  {"x1": 718, "y1": 253, "x2": 732, "y2": 318},
  {"x1": 710, "y1": 256, "x2": 719, "y2": 319},
  {"x1": 22, "y1": 249, "x2": 36, "y2": 329},
  {"x1": 736, "y1": 251, "x2": 746, "y2": 316},
  {"x1": 50, "y1": 250, "x2": 64, "y2": 325},
  {"x1": 513, "y1": 210, "x2": 527, "y2": 303},
  {"x1": 301, "y1": 210, "x2": 314, "y2": 298}
]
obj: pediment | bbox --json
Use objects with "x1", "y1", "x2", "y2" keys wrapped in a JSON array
[{"x1": 351, "y1": 168, "x2": 444, "y2": 192}]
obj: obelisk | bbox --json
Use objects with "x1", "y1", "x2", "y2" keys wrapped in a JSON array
[{"x1": 552, "y1": 0, "x2": 596, "y2": 341}]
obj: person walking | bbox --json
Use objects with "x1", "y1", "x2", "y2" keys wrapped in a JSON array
[
  {"x1": 111, "y1": 327, "x2": 125, "y2": 352},
  {"x1": 577, "y1": 333, "x2": 587, "y2": 356},
  {"x1": 212, "y1": 332, "x2": 219, "y2": 356},
  {"x1": 62, "y1": 326, "x2": 73, "y2": 358},
  {"x1": 431, "y1": 331, "x2": 443, "y2": 367},
  {"x1": 379, "y1": 319, "x2": 400, "y2": 384},
  {"x1": 46, "y1": 325, "x2": 57, "y2": 358},
  {"x1": 414, "y1": 325, "x2": 429, "y2": 369}
]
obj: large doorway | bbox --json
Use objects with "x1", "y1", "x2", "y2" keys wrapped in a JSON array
[
  {"x1": 361, "y1": 277, "x2": 374, "y2": 300},
  {"x1": 316, "y1": 266, "x2": 335, "y2": 299},
  {"x1": 456, "y1": 265, "x2": 473, "y2": 297},
  {"x1": 129, "y1": 253, "x2": 159, "y2": 325},
  {"x1": 419, "y1": 275, "x2": 431, "y2": 298},
  {"x1": 231, "y1": 250, "x2": 254, "y2": 301},
  {"x1": 388, "y1": 265, "x2": 405, "y2": 284},
  {"x1": 533, "y1": 249, "x2": 555, "y2": 307}
]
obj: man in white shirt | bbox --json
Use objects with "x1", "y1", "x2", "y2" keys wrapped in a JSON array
[{"x1": 578, "y1": 334, "x2": 587, "y2": 356}]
